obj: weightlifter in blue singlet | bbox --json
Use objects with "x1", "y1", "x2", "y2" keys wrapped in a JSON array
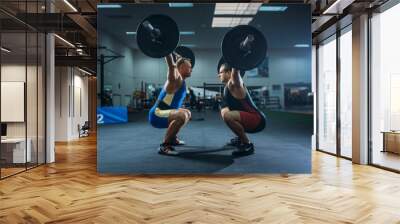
[{"x1": 148, "y1": 54, "x2": 192, "y2": 155}]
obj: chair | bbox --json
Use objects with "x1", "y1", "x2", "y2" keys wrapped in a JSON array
[{"x1": 78, "y1": 121, "x2": 90, "y2": 138}]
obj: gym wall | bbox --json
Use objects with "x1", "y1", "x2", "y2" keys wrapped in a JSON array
[
  {"x1": 98, "y1": 3, "x2": 311, "y2": 109},
  {"x1": 99, "y1": 31, "x2": 136, "y2": 102},
  {"x1": 101, "y1": 34, "x2": 311, "y2": 107}
]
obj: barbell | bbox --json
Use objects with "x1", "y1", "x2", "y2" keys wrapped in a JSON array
[
  {"x1": 136, "y1": 15, "x2": 267, "y2": 73},
  {"x1": 220, "y1": 25, "x2": 267, "y2": 72},
  {"x1": 136, "y1": 14, "x2": 180, "y2": 58},
  {"x1": 136, "y1": 14, "x2": 196, "y2": 68}
]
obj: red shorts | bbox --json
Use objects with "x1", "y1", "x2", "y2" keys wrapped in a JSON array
[{"x1": 239, "y1": 111, "x2": 264, "y2": 133}]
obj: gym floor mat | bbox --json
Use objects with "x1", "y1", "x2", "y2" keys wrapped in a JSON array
[{"x1": 98, "y1": 110, "x2": 312, "y2": 174}]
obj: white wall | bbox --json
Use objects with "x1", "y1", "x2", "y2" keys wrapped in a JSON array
[
  {"x1": 55, "y1": 67, "x2": 68, "y2": 141},
  {"x1": 1, "y1": 63, "x2": 46, "y2": 164},
  {"x1": 55, "y1": 67, "x2": 89, "y2": 141},
  {"x1": 72, "y1": 73, "x2": 89, "y2": 138},
  {"x1": 1, "y1": 65, "x2": 28, "y2": 139},
  {"x1": 1, "y1": 65, "x2": 43, "y2": 131}
]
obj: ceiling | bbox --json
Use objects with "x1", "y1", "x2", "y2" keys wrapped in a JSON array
[
  {"x1": 99, "y1": 3, "x2": 311, "y2": 50},
  {"x1": 1, "y1": 0, "x2": 387, "y2": 74}
]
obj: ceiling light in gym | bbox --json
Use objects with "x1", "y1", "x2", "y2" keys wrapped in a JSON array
[
  {"x1": 180, "y1": 31, "x2": 195, "y2": 35},
  {"x1": 294, "y1": 44, "x2": 310, "y2": 48},
  {"x1": 212, "y1": 17, "x2": 253, "y2": 28},
  {"x1": 169, "y1": 3, "x2": 193, "y2": 8},
  {"x1": 181, "y1": 44, "x2": 196, "y2": 48},
  {"x1": 214, "y1": 3, "x2": 262, "y2": 15},
  {"x1": 258, "y1": 6, "x2": 288, "y2": 12},
  {"x1": 97, "y1": 4, "x2": 122, "y2": 9}
]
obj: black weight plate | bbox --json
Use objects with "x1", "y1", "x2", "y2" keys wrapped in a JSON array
[
  {"x1": 174, "y1": 46, "x2": 196, "y2": 68},
  {"x1": 217, "y1": 57, "x2": 246, "y2": 77},
  {"x1": 221, "y1": 25, "x2": 267, "y2": 71},
  {"x1": 136, "y1": 14, "x2": 180, "y2": 58}
]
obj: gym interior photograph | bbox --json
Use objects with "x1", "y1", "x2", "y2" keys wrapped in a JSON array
[
  {"x1": 97, "y1": 3, "x2": 312, "y2": 174},
  {"x1": 1, "y1": 0, "x2": 400, "y2": 223}
]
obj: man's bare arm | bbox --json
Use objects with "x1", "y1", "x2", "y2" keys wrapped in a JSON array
[
  {"x1": 230, "y1": 68, "x2": 242, "y2": 87},
  {"x1": 165, "y1": 54, "x2": 176, "y2": 81}
]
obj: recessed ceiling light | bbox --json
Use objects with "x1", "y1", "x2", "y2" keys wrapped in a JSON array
[
  {"x1": 214, "y1": 3, "x2": 262, "y2": 15},
  {"x1": 294, "y1": 44, "x2": 310, "y2": 48},
  {"x1": 181, "y1": 44, "x2": 196, "y2": 48},
  {"x1": 169, "y1": 3, "x2": 193, "y2": 8},
  {"x1": 78, "y1": 67, "x2": 93, "y2": 76},
  {"x1": 97, "y1": 4, "x2": 122, "y2": 9},
  {"x1": 54, "y1": 34, "x2": 75, "y2": 48},
  {"x1": 212, "y1": 17, "x2": 253, "y2": 28},
  {"x1": 63, "y1": 0, "x2": 78, "y2": 12},
  {"x1": 259, "y1": 6, "x2": 288, "y2": 12},
  {"x1": 322, "y1": 0, "x2": 351, "y2": 14},
  {"x1": 1, "y1": 47, "x2": 11, "y2": 53},
  {"x1": 180, "y1": 31, "x2": 195, "y2": 35}
]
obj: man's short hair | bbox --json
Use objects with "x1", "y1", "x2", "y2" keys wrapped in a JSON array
[
  {"x1": 176, "y1": 58, "x2": 191, "y2": 68},
  {"x1": 221, "y1": 63, "x2": 232, "y2": 72}
]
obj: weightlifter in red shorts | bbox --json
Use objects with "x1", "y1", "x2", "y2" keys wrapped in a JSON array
[{"x1": 217, "y1": 63, "x2": 266, "y2": 156}]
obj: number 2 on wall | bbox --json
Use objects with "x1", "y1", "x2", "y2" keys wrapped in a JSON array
[{"x1": 97, "y1": 114, "x2": 104, "y2": 124}]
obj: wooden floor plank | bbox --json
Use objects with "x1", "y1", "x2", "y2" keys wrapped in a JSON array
[{"x1": 0, "y1": 135, "x2": 400, "y2": 223}]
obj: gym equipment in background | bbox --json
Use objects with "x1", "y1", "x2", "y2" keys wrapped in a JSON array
[
  {"x1": 136, "y1": 14, "x2": 196, "y2": 68},
  {"x1": 98, "y1": 46, "x2": 124, "y2": 107},
  {"x1": 136, "y1": 14, "x2": 180, "y2": 58}
]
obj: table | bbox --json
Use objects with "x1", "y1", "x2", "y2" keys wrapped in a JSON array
[
  {"x1": 1, "y1": 138, "x2": 31, "y2": 163},
  {"x1": 382, "y1": 131, "x2": 400, "y2": 154}
]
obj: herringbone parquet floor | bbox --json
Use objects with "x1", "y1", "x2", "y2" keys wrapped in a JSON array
[{"x1": 1, "y1": 135, "x2": 400, "y2": 224}]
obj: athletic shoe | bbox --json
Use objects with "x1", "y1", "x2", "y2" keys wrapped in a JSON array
[
  {"x1": 171, "y1": 136, "x2": 185, "y2": 146},
  {"x1": 158, "y1": 143, "x2": 180, "y2": 156},
  {"x1": 226, "y1": 137, "x2": 241, "y2": 147},
  {"x1": 232, "y1": 142, "x2": 255, "y2": 157}
]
